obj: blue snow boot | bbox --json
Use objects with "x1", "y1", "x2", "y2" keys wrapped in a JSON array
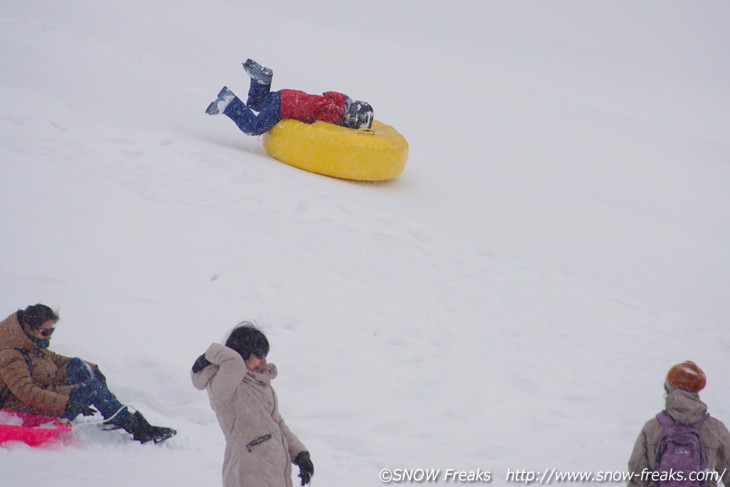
[
  {"x1": 242, "y1": 59, "x2": 273, "y2": 85},
  {"x1": 205, "y1": 86, "x2": 236, "y2": 115}
]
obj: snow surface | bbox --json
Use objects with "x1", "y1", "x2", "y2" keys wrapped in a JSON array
[{"x1": 1, "y1": 0, "x2": 729, "y2": 485}]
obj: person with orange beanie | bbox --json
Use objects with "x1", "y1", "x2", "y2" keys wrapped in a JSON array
[{"x1": 627, "y1": 361, "x2": 730, "y2": 486}]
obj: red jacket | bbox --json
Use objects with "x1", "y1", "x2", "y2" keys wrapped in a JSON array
[{"x1": 279, "y1": 90, "x2": 347, "y2": 125}]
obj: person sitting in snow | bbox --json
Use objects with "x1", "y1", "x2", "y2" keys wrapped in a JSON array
[
  {"x1": 627, "y1": 361, "x2": 730, "y2": 486},
  {"x1": 0, "y1": 304, "x2": 176, "y2": 444},
  {"x1": 205, "y1": 58, "x2": 374, "y2": 135},
  {"x1": 191, "y1": 322, "x2": 314, "y2": 487}
]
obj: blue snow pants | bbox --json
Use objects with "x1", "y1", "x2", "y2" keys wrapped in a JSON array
[
  {"x1": 223, "y1": 78, "x2": 281, "y2": 136},
  {"x1": 62, "y1": 358, "x2": 132, "y2": 424}
]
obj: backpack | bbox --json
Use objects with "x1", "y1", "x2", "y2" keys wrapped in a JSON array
[{"x1": 654, "y1": 410, "x2": 709, "y2": 487}]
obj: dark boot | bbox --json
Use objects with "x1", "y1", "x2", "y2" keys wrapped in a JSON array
[
  {"x1": 205, "y1": 86, "x2": 236, "y2": 115},
  {"x1": 121, "y1": 411, "x2": 177, "y2": 444},
  {"x1": 242, "y1": 59, "x2": 273, "y2": 85}
]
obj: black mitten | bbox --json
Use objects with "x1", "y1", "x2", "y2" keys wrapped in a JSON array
[
  {"x1": 64, "y1": 400, "x2": 97, "y2": 418},
  {"x1": 293, "y1": 451, "x2": 314, "y2": 486},
  {"x1": 192, "y1": 354, "x2": 212, "y2": 373}
]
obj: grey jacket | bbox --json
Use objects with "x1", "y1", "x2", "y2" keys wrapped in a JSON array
[
  {"x1": 192, "y1": 343, "x2": 307, "y2": 487},
  {"x1": 628, "y1": 390, "x2": 730, "y2": 486}
]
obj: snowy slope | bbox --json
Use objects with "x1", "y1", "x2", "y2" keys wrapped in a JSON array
[{"x1": 1, "y1": 1, "x2": 730, "y2": 485}]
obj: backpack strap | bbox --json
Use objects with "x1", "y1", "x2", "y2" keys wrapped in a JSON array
[
  {"x1": 693, "y1": 411, "x2": 710, "y2": 429},
  {"x1": 16, "y1": 349, "x2": 34, "y2": 372},
  {"x1": 0, "y1": 348, "x2": 34, "y2": 408},
  {"x1": 656, "y1": 410, "x2": 675, "y2": 428}
]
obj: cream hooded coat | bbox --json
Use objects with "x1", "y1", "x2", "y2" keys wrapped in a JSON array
[
  {"x1": 191, "y1": 343, "x2": 307, "y2": 487},
  {"x1": 628, "y1": 390, "x2": 730, "y2": 487}
]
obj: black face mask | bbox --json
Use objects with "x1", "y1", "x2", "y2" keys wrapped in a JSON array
[
  {"x1": 24, "y1": 326, "x2": 52, "y2": 349},
  {"x1": 27, "y1": 333, "x2": 50, "y2": 349}
]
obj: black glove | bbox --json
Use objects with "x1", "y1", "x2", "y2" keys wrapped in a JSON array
[
  {"x1": 192, "y1": 354, "x2": 212, "y2": 373},
  {"x1": 64, "y1": 400, "x2": 97, "y2": 418},
  {"x1": 293, "y1": 451, "x2": 314, "y2": 486}
]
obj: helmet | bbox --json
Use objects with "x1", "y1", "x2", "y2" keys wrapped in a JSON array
[{"x1": 343, "y1": 100, "x2": 374, "y2": 130}]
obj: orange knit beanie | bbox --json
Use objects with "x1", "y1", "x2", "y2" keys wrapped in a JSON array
[{"x1": 666, "y1": 361, "x2": 706, "y2": 393}]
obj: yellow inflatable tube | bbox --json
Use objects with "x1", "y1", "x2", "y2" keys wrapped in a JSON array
[{"x1": 262, "y1": 120, "x2": 408, "y2": 181}]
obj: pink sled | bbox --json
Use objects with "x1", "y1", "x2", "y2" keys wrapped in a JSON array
[{"x1": 0, "y1": 408, "x2": 72, "y2": 446}]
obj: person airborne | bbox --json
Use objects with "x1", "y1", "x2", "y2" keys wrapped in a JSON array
[{"x1": 206, "y1": 58, "x2": 374, "y2": 136}]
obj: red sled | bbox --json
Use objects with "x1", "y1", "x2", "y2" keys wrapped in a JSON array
[{"x1": 0, "y1": 409, "x2": 72, "y2": 446}]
